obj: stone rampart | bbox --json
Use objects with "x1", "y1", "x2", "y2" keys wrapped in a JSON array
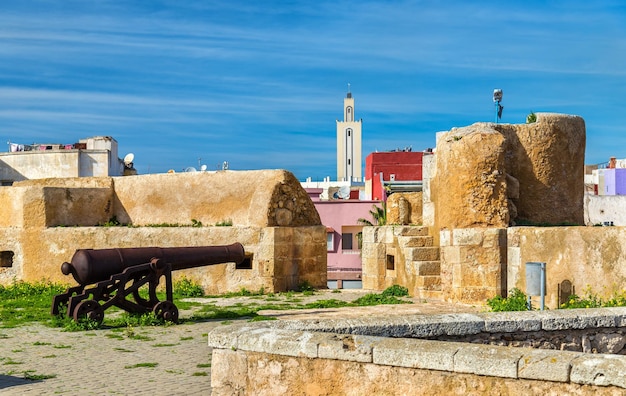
[
  {"x1": 208, "y1": 308, "x2": 626, "y2": 394},
  {"x1": 0, "y1": 170, "x2": 326, "y2": 293},
  {"x1": 432, "y1": 113, "x2": 585, "y2": 229}
]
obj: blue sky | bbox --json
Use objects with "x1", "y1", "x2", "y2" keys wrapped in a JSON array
[{"x1": 1, "y1": 1, "x2": 625, "y2": 180}]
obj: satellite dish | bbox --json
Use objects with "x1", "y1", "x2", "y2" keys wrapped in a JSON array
[
  {"x1": 200, "y1": 164, "x2": 207, "y2": 171},
  {"x1": 123, "y1": 153, "x2": 134, "y2": 165},
  {"x1": 337, "y1": 186, "x2": 350, "y2": 199},
  {"x1": 184, "y1": 167, "x2": 197, "y2": 172}
]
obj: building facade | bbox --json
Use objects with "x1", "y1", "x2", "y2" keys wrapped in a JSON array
[
  {"x1": 1, "y1": 136, "x2": 126, "y2": 185},
  {"x1": 365, "y1": 150, "x2": 424, "y2": 200}
]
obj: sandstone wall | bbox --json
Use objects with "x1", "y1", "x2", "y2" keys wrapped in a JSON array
[
  {"x1": 0, "y1": 170, "x2": 326, "y2": 293},
  {"x1": 440, "y1": 228, "x2": 507, "y2": 303},
  {"x1": 211, "y1": 349, "x2": 622, "y2": 396},
  {"x1": 2, "y1": 226, "x2": 326, "y2": 293},
  {"x1": 508, "y1": 226, "x2": 626, "y2": 309},
  {"x1": 111, "y1": 170, "x2": 320, "y2": 227}
]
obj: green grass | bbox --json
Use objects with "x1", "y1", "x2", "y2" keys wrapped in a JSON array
[
  {"x1": 0, "y1": 281, "x2": 67, "y2": 328},
  {"x1": 0, "y1": 279, "x2": 414, "y2": 330},
  {"x1": 124, "y1": 362, "x2": 158, "y2": 369}
]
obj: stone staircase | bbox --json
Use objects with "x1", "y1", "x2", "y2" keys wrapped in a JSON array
[{"x1": 396, "y1": 226, "x2": 442, "y2": 300}]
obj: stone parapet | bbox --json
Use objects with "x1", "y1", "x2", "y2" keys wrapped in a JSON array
[{"x1": 209, "y1": 308, "x2": 626, "y2": 394}]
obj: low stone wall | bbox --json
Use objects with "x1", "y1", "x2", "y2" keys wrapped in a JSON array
[
  {"x1": 0, "y1": 225, "x2": 326, "y2": 293},
  {"x1": 208, "y1": 308, "x2": 626, "y2": 395},
  {"x1": 508, "y1": 226, "x2": 626, "y2": 308}
]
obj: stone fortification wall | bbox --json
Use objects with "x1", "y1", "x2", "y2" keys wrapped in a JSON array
[
  {"x1": 208, "y1": 309, "x2": 626, "y2": 395},
  {"x1": 440, "y1": 228, "x2": 507, "y2": 303},
  {"x1": 1, "y1": 226, "x2": 325, "y2": 293},
  {"x1": 112, "y1": 170, "x2": 320, "y2": 227},
  {"x1": 508, "y1": 226, "x2": 626, "y2": 309},
  {"x1": 0, "y1": 170, "x2": 326, "y2": 292},
  {"x1": 432, "y1": 113, "x2": 585, "y2": 229}
]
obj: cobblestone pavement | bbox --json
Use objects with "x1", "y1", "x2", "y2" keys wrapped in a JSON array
[{"x1": 0, "y1": 290, "x2": 481, "y2": 395}]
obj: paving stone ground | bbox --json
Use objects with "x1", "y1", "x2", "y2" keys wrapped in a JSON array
[{"x1": 0, "y1": 290, "x2": 481, "y2": 395}]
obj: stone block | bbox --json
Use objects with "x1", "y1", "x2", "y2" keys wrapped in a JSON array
[
  {"x1": 570, "y1": 354, "x2": 626, "y2": 388},
  {"x1": 397, "y1": 235, "x2": 433, "y2": 247},
  {"x1": 422, "y1": 202, "x2": 435, "y2": 226},
  {"x1": 318, "y1": 334, "x2": 383, "y2": 363},
  {"x1": 407, "y1": 246, "x2": 440, "y2": 261},
  {"x1": 373, "y1": 338, "x2": 458, "y2": 371},
  {"x1": 453, "y1": 228, "x2": 484, "y2": 246},
  {"x1": 541, "y1": 308, "x2": 617, "y2": 331},
  {"x1": 439, "y1": 230, "x2": 451, "y2": 247},
  {"x1": 237, "y1": 328, "x2": 321, "y2": 358},
  {"x1": 210, "y1": 349, "x2": 248, "y2": 395},
  {"x1": 518, "y1": 349, "x2": 579, "y2": 382},
  {"x1": 479, "y1": 311, "x2": 542, "y2": 332},
  {"x1": 454, "y1": 344, "x2": 523, "y2": 378},
  {"x1": 415, "y1": 261, "x2": 440, "y2": 276}
]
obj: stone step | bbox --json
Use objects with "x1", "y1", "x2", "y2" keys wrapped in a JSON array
[
  {"x1": 397, "y1": 235, "x2": 434, "y2": 248},
  {"x1": 416, "y1": 289, "x2": 444, "y2": 301},
  {"x1": 393, "y1": 226, "x2": 430, "y2": 237},
  {"x1": 416, "y1": 275, "x2": 441, "y2": 290},
  {"x1": 413, "y1": 260, "x2": 440, "y2": 276},
  {"x1": 405, "y1": 246, "x2": 440, "y2": 261}
]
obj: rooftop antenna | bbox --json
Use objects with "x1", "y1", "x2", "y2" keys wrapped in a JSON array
[
  {"x1": 493, "y1": 89, "x2": 503, "y2": 123},
  {"x1": 347, "y1": 82, "x2": 351, "y2": 98}
]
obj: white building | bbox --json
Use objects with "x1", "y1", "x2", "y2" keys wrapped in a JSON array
[
  {"x1": 1, "y1": 136, "x2": 126, "y2": 186},
  {"x1": 336, "y1": 89, "x2": 362, "y2": 182}
]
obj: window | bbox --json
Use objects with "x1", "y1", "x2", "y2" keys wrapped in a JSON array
[
  {"x1": 0, "y1": 251, "x2": 14, "y2": 268},
  {"x1": 327, "y1": 233, "x2": 334, "y2": 251},
  {"x1": 236, "y1": 255, "x2": 253, "y2": 270},
  {"x1": 386, "y1": 255, "x2": 395, "y2": 270},
  {"x1": 342, "y1": 233, "x2": 353, "y2": 250}
]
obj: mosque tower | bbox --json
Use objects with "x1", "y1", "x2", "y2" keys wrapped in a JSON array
[{"x1": 336, "y1": 85, "x2": 362, "y2": 181}]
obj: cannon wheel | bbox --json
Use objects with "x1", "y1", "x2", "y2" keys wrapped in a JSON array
[
  {"x1": 153, "y1": 301, "x2": 179, "y2": 323},
  {"x1": 73, "y1": 300, "x2": 104, "y2": 326}
]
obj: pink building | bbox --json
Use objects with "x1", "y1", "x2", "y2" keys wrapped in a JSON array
[{"x1": 305, "y1": 186, "x2": 380, "y2": 289}]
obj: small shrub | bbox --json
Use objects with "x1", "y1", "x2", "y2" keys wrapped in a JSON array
[
  {"x1": 381, "y1": 285, "x2": 409, "y2": 298},
  {"x1": 487, "y1": 288, "x2": 528, "y2": 312},
  {"x1": 526, "y1": 111, "x2": 537, "y2": 124},
  {"x1": 191, "y1": 219, "x2": 203, "y2": 227},
  {"x1": 215, "y1": 219, "x2": 233, "y2": 226},
  {"x1": 174, "y1": 278, "x2": 204, "y2": 298}
]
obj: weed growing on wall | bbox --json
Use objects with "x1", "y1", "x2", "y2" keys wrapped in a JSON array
[
  {"x1": 487, "y1": 288, "x2": 528, "y2": 312},
  {"x1": 560, "y1": 286, "x2": 626, "y2": 309}
]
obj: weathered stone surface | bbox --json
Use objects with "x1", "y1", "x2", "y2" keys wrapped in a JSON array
[
  {"x1": 454, "y1": 344, "x2": 523, "y2": 378},
  {"x1": 387, "y1": 192, "x2": 422, "y2": 225},
  {"x1": 570, "y1": 354, "x2": 626, "y2": 388},
  {"x1": 518, "y1": 349, "x2": 579, "y2": 382},
  {"x1": 496, "y1": 113, "x2": 585, "y2": 225},
  {"x1": 373, "y1": 338, "x2": 458, "y2": 371},
  {"x1": 433, "y1": 125, "x2": 508, "y2": 229},
  {"x1": 432, "y1": 114, "x2": 585, "y2": 229}
]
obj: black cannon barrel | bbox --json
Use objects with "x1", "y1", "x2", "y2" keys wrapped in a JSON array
[{"x1": 61, "y1": 243, "x2": 246, "y2": 285}]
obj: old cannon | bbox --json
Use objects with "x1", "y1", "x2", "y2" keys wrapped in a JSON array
[{"x1": 51, "y1": 243, "x2": 245, "y2": 325}]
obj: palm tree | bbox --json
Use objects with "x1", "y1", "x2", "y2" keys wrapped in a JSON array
[{"x1": 358, "y1": 202, "x2": 387, "y2": 226}]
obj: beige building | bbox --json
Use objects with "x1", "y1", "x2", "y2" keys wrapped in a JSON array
[
  {"x1": 336, "y1": 89, "x2": 362, "y2": 182},
  {"x1": 1, "y1": 136, "x2": 126, "y2": 185}
]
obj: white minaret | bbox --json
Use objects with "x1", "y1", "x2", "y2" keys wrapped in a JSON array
[{"x1": 336, "y1": 85, "x2": 362, "y2": 181}]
